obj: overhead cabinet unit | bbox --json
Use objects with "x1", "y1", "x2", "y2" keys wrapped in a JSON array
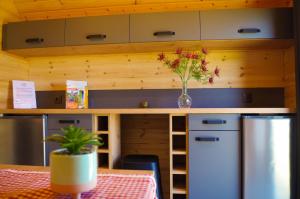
[
  {"x1": 65, "y1": 15, "x2": 130, "y2": 46},
  {"x1": 130, "y1": 11, "x2": 200, "y2": 42},
  {"x1": 200, "y1": 8, "x2": 293, "y2": 40},
  {"x1": 3, "y1": 19, "x2": 65, "y2": 49}
]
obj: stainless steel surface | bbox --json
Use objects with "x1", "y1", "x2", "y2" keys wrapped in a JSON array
[
  {"x1": 243, "y1": 116, "x2": 292, "y2": 199},
  {"x1": 0, "y1": 115, "x2": 46, "y2": 166}
]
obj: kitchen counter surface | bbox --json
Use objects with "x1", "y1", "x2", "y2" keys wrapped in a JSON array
[{"x1": 0, "y1": 108, "x2": 294, "y2": 114}]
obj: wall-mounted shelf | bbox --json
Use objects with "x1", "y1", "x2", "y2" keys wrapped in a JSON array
[{"x1": 5, "y1": 39, "x2": 294, "y2": 57}]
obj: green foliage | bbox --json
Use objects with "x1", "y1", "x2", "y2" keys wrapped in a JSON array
[{"x1": 46, "y1": 125, "x2": 103, "y2": 155}]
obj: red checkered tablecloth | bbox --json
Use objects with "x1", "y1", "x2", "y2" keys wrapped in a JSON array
[{"x1": 0, "y1": 169, "x2": 157, "y2": 199}]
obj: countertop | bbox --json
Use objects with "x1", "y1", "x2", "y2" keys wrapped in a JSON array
[{"x1": 0, "y1": 108, "x2": 294, "y2": 114}]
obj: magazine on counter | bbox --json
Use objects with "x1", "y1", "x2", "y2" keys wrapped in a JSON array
[{"x1": 66, "y1": 80, "x2": 88, "y2": 109}]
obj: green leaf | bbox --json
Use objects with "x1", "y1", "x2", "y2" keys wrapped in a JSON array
[{"x1": 45, "y1": 125, "x2": 104, "y2": 155}]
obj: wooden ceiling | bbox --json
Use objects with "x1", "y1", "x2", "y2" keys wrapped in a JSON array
[{"x1": 0, "y1": 0, "x2": 294, "y2": 22}]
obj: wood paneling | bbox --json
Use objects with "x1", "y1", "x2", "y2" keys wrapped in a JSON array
[
  {"x1": 0, "y1": 20, "x2": 29, "y2": 108},
  {"x1": 284, "y1": 47, "x2": 296, "y2": 109},
  {"x1": 27, "y1": 49, "x2": 286, "y2": 91},
  {"x1": 6, "y1": 39, "x2": 294, "y2": 57},
  {"x1": 10, "y1": 0, "x2": 293, "y2": 22},
  {"x1": 121, "y1": 114, "x2": 170, "y2": 199},
  {"x1": 0, "y1": 0, "x2": 20, "y2": 23}
]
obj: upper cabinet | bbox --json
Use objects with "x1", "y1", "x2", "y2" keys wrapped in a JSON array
[
  {"x1": 201, "y1": 8, "x2": 293, "y2": 40},
  {"x1": 3, "y1": 19, "x2": 65, "y2": 50},
  {"x1": 65, "y1": 15, "x2": 130, "y2": 46},
  {"x1": 2, "y1": 8, "x2": 294, "y2": 56},
  {"x1": 130, "y1": 12, "x2": 200, "y2": 42}
]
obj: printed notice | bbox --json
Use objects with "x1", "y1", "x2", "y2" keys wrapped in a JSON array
[{"x1": 12, "y1": 80, "x2": 37, "y2": 109}]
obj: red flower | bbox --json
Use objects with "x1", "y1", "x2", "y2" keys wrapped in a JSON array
[
  {"x1": 201, "y1": 65, "x2": 208, "y2": 72},
  {"x1": 202, "y1": 48, "x2": 208, "y2": 55},
  {"x1": 201, "y1": 59, "x2": 208, "y2": 66},
  {"x1": 185, "y1": 53, "x2": 192, "y2": 59},
  {"x1": 209, "y1": 77, "x2": 214, "y2": 84},
  {"x1": 176, "y1": 48, "x2": 183, "y2": 55},
  {"x1": 157, "y1": 53, "x2": 165, "y2": 61},
  {"x1": 192, "y1": 54, "x2": 199, "y2": 59},
  {"x1": 214, "y1": 67, "x2": 220, "y2": 77},
  {"x1": 171, "y1": 59, "x2": 180, "y2": 69}
]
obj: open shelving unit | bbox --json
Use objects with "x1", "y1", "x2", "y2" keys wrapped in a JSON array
[
  {"x1": 93, "y1": 114, "x2": 121, "y2": 169},
  {"x1": 170, "y1": 114, "x2": 188, "y2": 199}
]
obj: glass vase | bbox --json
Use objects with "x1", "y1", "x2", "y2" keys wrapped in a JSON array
[{"x1": 178, "y1": 81, "x2": 192, "y2": 108}]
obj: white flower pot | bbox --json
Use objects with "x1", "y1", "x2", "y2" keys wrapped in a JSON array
[{"x1": 50, "y1": 149, "x2": 98, "y2": 195}]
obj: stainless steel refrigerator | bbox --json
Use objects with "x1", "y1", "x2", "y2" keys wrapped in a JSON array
[
  {"x1": 242, "y1": 115, "x2": 293, "y2": 199},
  {"x1": 0, "y1": 115, "x2": 47, "y2": 166}
]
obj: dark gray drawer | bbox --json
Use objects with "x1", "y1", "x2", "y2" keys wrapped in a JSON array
[
  {"x1": 47, "y1": 114, "x2": 92, "y2": 130},
  {"x1": 65, "y1": 15, "x2": 129, "y2": 46},
  {"x1": 189, "y1": 114, "x2": 240, "y2": 131},
  {"x1": 130, "y1": 11, "x2": 200, "y2": 42},
  {"x1": 3, "y1": 19, "x2": 65, "y2": 49},
  {"x1": 200, "y1": 8, "x2": 293, "y2": 40}
]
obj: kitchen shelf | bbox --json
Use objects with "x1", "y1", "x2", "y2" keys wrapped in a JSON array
[
  {"x1": 172, "y1": 166, "x2": 187, "y2": 175},
  {"x1": 172, "y1": 149, "x2": 186, "y2": 155},
  {"x1": 96, "y1": 131, "x2": 109, "y2": 134},
  {"x1": 98, "y1": 149, "x2": 109, "y2": 153},
  {"x1": 173, "y1": 186, "x2": 187, "y2": 194},
  {"x1": 172, "y1": 131, "x2": 186, "y2": 135},
  {"x1": 170, "y1": 114, "x2": 188, "y2": 199}
]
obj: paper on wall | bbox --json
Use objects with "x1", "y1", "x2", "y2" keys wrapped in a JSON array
[{"x1": 12, "y1": 80, "x2": 37, "y2": 109}]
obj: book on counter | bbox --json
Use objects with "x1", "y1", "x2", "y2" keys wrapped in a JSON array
[
  {"x1": 66, "y1": 80, "x2": 88, "y2": 109},
  {"x1": 12, "y1": 80, "x2": 37, "y2": 109}
]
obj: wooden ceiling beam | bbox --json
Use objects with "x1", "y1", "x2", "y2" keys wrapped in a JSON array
[{"x1": 11, "y1": 0, "x2": 293, "y2": 22}]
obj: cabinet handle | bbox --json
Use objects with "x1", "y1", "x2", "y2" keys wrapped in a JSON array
[
  {"x1": 25, "y1": 38, "x2": 44, "y2": 44},
  {"x1": 195, "y1": 137, "x2": 220, "y2": 142},
  {"x1": 153, "y1": 31, "x2": 175, "y2": 37},
  {"x1": 58, "y1": 120, "x2": 80, "y2": 124},
  {"x1": 86, "y1": 34, "x2": 107, "y2": 40},
  {"x1": 238, "y1": 28, "x2": 261, "y2": 34},
  {"x1": 202, "y1": 119, "x2": 226, "y2": 124}
]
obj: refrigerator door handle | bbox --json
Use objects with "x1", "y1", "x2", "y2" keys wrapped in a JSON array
[{"x1": 195, "y1": 137, "x2": 220, "y2": 142}]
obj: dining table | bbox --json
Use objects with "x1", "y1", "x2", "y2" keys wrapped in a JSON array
[{"x1": 0, "y1": 164, "x2": 157, "y2": 199}]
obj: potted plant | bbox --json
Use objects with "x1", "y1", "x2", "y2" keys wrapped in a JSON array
[
  {"x1": 45, "y1": 125, "x2": 103, "y2": 199},
  {"x1": 158, "y1": 48, "x2": 220, "y2": 108}
]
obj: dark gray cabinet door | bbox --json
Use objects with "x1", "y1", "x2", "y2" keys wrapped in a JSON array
[
  {"x1": 3, "y1": 19, "x2": 65, "y2": 49},
  {"x1": 201, "y1": 8, "x2": 293, "y2": 40},
  {"x1": 65, "y1": 15, "x2": 129, "y2": 45},
  {"x1": 130, "y1": 11, "x2": 200, "y2": 42},
  {"x1": 189, "y1": 131, "x2": 240, "y2": 199}
]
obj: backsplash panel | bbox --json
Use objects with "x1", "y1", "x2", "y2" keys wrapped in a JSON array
[{"x1": 36, "y1": 88, "x2": 284, "y2": 108}]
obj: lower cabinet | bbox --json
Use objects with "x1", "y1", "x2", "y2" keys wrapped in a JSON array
[{"x1": 188, "y1": 114, "x2": 240, "y2": 199}]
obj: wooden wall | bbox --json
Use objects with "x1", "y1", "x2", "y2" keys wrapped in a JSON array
[
  {"x1": 10, "y1": 0, "x2": 293, "y2": 22},
  {"x1": 284, "y1": 47, "x2": 296, "y2": 109},
  {"x1": 0, "y1": 20, "x2": 28, "y2": 109},
  {"x1": 27, "y1": 49, "x2": 286, "y2": 90},
  {"x1": 121, "y1": 114, "x2": 170, "y2": 199}
]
